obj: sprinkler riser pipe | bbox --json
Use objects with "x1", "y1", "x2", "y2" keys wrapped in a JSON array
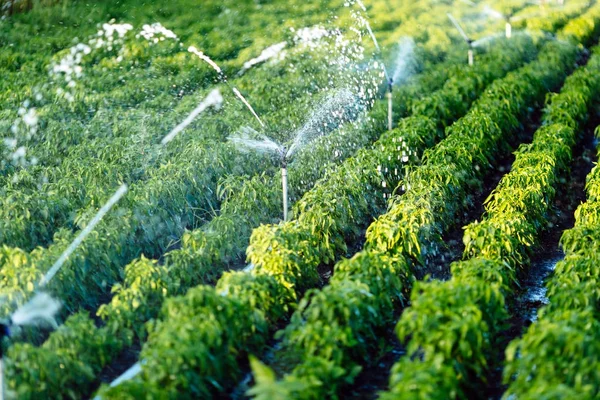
[
  {"x1": 282, "y1": 167, "x2": 288, "y2": 221},
  {"x1": 468, "y1": 49, "x2": 474, "y2": 66},
  {"x1": 387, "y1": 91, "x2": 393, "y2": 131},
  {"x1": 506, "y1": 22, "x2": 512, "y2": 38}
]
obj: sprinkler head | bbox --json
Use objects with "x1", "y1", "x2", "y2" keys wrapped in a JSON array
[{"x1": 388, "y1": 78, "x2": 393, "y2": 93}]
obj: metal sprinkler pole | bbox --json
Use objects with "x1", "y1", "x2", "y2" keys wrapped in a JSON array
[
  {"x1": 506, "y1": 20, "x2": 512, "y2": 38},
  {"x1": 281, "y1": 152, "x2": 288, "y2": 221},
  {"x1": 447, "y1": 14, "x2": 474, "y2": 66},
  {"x1": 387, "y1": 78, "x2": 393, "y2": 131}
]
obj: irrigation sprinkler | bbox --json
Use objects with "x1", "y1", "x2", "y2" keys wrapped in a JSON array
[
  {"x1": 228, "y1": 87, "x2": 358, "y2": 222},
  {"x1": 354, "y1": 3, "x2": 396, "y2": 130},
  {"x1": 447, "y1": 13, "x2": 475, "y2": 66},
  {"x1": 189, "y1": 47, "x2": 295, "y2": 222}
]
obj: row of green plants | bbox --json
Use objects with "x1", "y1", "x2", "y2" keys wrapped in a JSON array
[
  {"x1": 71, "y1": 37, "x2": 545, "y2": 399},
  {"x1": 558, "y1": 0, "x2": 600, "y2": 46},
  {"x1": 381, "y1": 43, "x2": 600, "y2": 400},
  {"x1": 503, "y1": 191, "x2": 600, "y2": 395},
  {"x1": 513, "y1": 0, "x2": 591, "y2": 33},
  {"x1": 503, "y1": 87, "x2": 600, "y2": 399},
  {"x1": 245, "y1": 38, "x2": 578, "y2": 399}
]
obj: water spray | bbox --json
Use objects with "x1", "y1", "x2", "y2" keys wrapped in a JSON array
[
  {"x1": 1, "y1": 292, "x2": 62, "y2": 400},
  {"x1": 232, "y1": 88, "x2": 265, "y2": 128},
  {"x1": 0, "y1": 85, "x2": 222, "y2": 398},
  {"x1": 354, "y1": 1, "x2": 395, "y2": 130},
  {"x1": 39, "y1": 184, "x2": 128, "y2": 287},
  {"x1": 447, "y1": 14, "x2": 475, "y2": 66},
  {"x1": 161, "y1": 89, "x2": 223, "y2": 145},
  {"x1": 91, "y1": 361, "x2": 145, "y2": 400},
  {"x1": 0, "y1": 182, "x2": 126, "y2": 393}
]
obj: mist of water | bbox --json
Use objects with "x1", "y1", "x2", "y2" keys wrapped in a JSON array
[
  {"x1": 232, "y1": 88, "x2": 266, "y2": 128},
  {"x1": 10, "y1": 292, "x2": 61, "y2": 329},
  {"x1": 447, "y1": 13, "x2": 471, "y2": 43},
  {"x1": 39, "y1": 184, "x2": 128, "y2": 288},
  {"x1": 286, "y1": 88, "x2": 358, "y2": 158},
  {"x1": 228, "y1": 127, "x2": 283, "y2": 156},
  {"x1": 188, "y1": 46, "x2": 223, "y2": 76},
  {"x1": 482, "y1": 5, "x2": 505, "y2": 20},
  {"x1": 237, "y1": 42, "x2": 287, "y2": 76},
  {"x1": 391, "y1": 37, "x2": 416, "y2": 85},
  {"x1": 161, "y1": 89, "x2": 223, "y2": 144}
]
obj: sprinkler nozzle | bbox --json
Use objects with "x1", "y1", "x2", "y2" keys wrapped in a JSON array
[{"x1": 388, "y1": 78, "x2": 393, "y2": 93}]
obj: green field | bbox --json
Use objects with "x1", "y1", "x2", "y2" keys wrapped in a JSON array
[{"x1": 1, "y1": 0, "x2": 600, "y2": 398}]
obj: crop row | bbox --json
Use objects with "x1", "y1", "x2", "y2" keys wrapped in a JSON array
[
  {"x1": 514, "y1": 0, "x2": 591, "y2": 34},
  {"x1": 382, "y1": 43, "x2": 600, "y2": 399},
  {"x1": 0, "y1": 27, "x2": 507, "y2": 400},
  {"x1": 77, "y1": 37, "x2": 544, "y2": 399},
  {"x1": 245, "y1": 38, "x2": 579, "y2": 399},
  {"x1": 503, "y1": 68, "x2": 600, "y2": 400},
  {"x1": 558, "y1": 0, "x2": 600, "y2": 46}
]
